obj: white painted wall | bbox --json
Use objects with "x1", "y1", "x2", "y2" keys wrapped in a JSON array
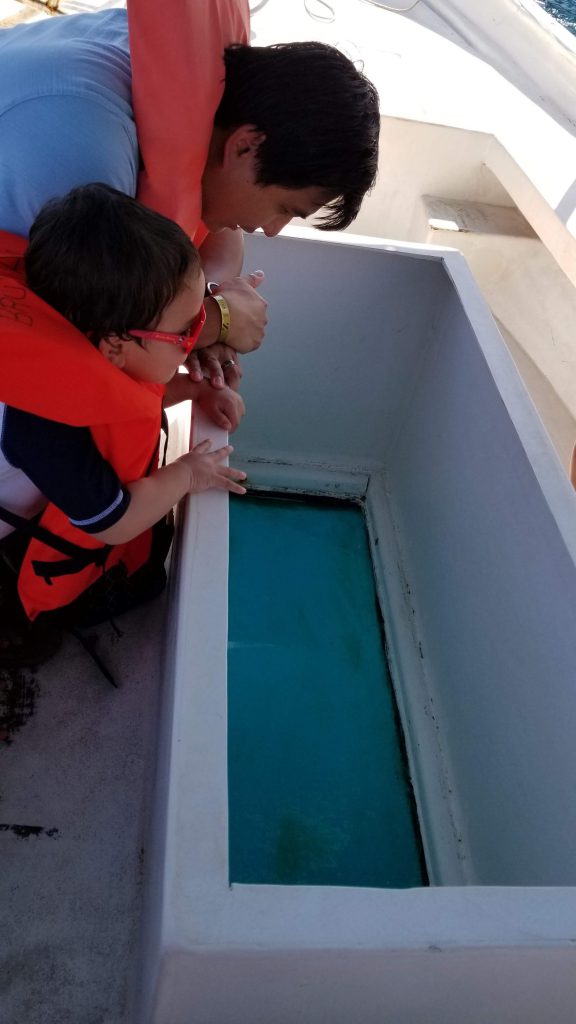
[
  {"x1": 233, "y1": 234, "x2": 447, "y2": 471},
  {"x1": 425, "y1": 198, "x2": 576, "y2": 462},
  {"x1": 351, "y1": 119, "x2": 510, "y2": 243},
  {"x1": 250, "y1": 0, "x2": 576, "y2": 478},
  {"x1": 251, "y1": 0, "x2": 576, "y2": 267},
  {"x1": 150, "y1": 946, "x2": 576, "y2": 1024},
  {"x1": 341, "y1": 118, "x2": 576, "y2": 467},
  {"x1": 382, "y1": 264, "x2": 576, "y2": 884}
]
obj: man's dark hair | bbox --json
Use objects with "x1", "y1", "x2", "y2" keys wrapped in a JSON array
[
  {"x1": 25, "y1": 183, "x2": 201, "y2": 344},
  {"x1": 215, "y1": 41, "x2": 380, "y2": 230}
]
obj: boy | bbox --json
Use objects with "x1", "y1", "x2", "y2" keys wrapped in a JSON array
[{"x1": 0, "y1": 184, "x2": 247, "y2": 664}]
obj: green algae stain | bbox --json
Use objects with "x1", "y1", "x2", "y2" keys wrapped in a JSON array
[{"x1": 274, "y1": 815, "x2": 329, "y2": 884}]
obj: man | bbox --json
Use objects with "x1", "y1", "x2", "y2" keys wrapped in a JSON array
[{"x1": 0, "y1": 3, "x2": 379, "y2": 366}]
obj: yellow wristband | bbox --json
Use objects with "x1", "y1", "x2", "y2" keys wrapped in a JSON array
[{"x1": 206, "y1": 283, "x2": 231, "y2": 343}]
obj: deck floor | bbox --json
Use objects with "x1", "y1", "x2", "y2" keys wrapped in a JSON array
[{"x1": 0, "y1": 597, "x2": 164, "y2": 1024}]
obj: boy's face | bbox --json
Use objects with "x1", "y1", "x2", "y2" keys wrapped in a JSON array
[
  {"x1": 100, "y1": 269, "x2": 206, "y2": 384},
  {"x1": 202, "y1": 126, "x2": 328, "y2": 236}
]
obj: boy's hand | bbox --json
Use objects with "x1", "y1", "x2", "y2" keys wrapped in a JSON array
[
  {"x1": 178, "y1": 441, "x2": 247, "y2": 495},
  {"x1": 195, "y1": 384, "x2": 245, "y2": 433}
]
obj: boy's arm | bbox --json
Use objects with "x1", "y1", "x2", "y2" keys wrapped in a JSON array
[
  {"x1": 93, "y1": 441, "x2": 246, "y2": 545},
  {"x1": 163, "y1": 375, "x2": 205, "y2": 408},
  {"x1": 164, "y1": 376, "x2": 245, "y2": 432},
  {"x1": 3, "y1": 402, "x2": 246, "y2": 553}
]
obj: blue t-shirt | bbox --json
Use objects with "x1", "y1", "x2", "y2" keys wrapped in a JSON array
[
  {"x1": 0, "y1": 10, "x2": 139, "y2": 534},
  {"x1": 0, "y1": 8, "x2": 138, "y2": 237}
]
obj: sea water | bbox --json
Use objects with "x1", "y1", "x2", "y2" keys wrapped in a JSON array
[
  {"x1": 539, "y1": 0, "x2": 576, "y2": 33},
  {"x1": 227, "y1": 494, "x2": 426, "y2": 889}
]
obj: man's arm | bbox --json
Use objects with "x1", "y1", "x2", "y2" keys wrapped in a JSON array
[
  {"x1": 199, "y1": 227, "x2": 244, "y2": 280},
  {"x1": 189, "y1": 229, "x2": 268, "y2": 388},
  {"x1": 194, "y1": 228, "x2": 245, "y2": 351}
]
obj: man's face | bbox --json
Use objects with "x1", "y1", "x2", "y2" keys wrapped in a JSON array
[{"x1": 202, "y1": 126, "x2": 329, "y2": 236}]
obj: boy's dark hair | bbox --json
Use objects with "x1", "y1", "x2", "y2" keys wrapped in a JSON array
[
  {"x1": 25, "y1": 183, "x2": 201, "y2": 344},
  {"x1": 215, "y1": 41, "x2": 380, "y2": 231}
]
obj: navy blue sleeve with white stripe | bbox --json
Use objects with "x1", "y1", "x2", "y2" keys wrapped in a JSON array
[{"x1": 2, "y1": 406, "x2": 131, "y2": 534}]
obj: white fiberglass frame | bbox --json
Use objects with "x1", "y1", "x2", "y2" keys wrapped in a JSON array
[{"x1": 140, "y1": 231, "x2": 576, "y2": 1024}]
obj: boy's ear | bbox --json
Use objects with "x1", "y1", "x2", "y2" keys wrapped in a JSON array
[
  {"x1": 98, "y1": 335, "x2": 127, "y2": 368},
  {"x1": 222, "y1": 125, "x2": 266, "y2": 166}
]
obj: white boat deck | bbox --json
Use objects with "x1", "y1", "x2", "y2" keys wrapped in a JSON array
[
  {"x1": 0, "y1": 601, "x2": 164, "y2": 1023},
  {"x1": 0, "y1": 405, "x2": 192, "y2": 1023},
  {"x1": 2, "y1": 2, "x2": 576, "y2": 1022}
]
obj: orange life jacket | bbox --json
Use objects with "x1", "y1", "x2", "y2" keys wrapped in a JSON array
[
  {"x1": 128, "y1": 0, "x2": 250, "y2": 241},
  {"x1": 0, "y1": 232, "x2": 165, "y2": 620}
]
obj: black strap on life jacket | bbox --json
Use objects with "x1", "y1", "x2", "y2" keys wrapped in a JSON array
[
  {"x1": 32, "y1": 547, "x2": 111, "y2": 584},
  {"x1": 0, "y1": 503, "x2": 112, "y2": 585}
]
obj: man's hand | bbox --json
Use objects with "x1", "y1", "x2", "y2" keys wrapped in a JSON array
[
  {"x1": 186, "y1": 343, "x2": 243, "y2": 390},
  {"x1": 208, "y1": 270, "x2": 267, "y2": 354},
  {"x1": 218, "y1": 270, "x2": 267, "y2": 352},
  {"x1": 195, "y1": 383, "x2": 245, "y2": 432}
]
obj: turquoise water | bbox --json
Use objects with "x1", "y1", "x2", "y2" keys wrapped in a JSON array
[
  {"x1": 227, "y1": 494, "x2": 426, "y2": 889},
  {"x1": 540, "y1": 0, "x2": 576, "y2": 33}
]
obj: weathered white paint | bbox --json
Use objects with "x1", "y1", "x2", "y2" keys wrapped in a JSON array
[
  {"x1": 251, "y1": 0, "x2": 576, "y2": 260},
  {"x1": 141, "y1": 231, "x2": 576, "y2": 1023},
  {"x1": 423, "y1": 194, "x2": 576, "y2": 464},
  {"x1": 484, "y1": 135, "x2": 576, "y2": 288},
  {"x1": 250, "y1": 0, "x2": 576, "y2": 470},
  {"x1": 352, "y1": 120, "x2": 510, "y2": 243},
  {"x1": 390, "y1": 0, "x2": 576, "y2": 135},
  {"x1": 350, "y1": 121, "x2": 576, "y2": 465}
]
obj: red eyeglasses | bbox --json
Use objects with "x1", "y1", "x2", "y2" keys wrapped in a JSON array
[{"x1": 129, "y1": 304, "x2": 206, "y2": 355}]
